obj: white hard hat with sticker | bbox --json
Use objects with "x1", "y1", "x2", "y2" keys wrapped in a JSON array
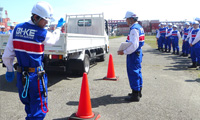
[{"x1": 31, "y1": 1, "x2": 55, "y2": 22}]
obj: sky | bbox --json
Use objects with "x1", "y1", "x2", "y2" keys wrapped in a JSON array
[{"x1": 0, "y1": 0, "x2": 200, "y2": 24}]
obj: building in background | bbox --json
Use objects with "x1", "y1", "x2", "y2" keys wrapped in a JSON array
[
  {"x1": 108, "y1": 19, "x2": 186, "y2": 36},
  {"x1": 0, "y1": 7, "x2": 17, "y2": 32}
]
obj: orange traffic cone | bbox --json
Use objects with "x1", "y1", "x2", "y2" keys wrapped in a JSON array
[
  {"x1": 103, "y1": 54, "x2": 119, "y2": 81},
  {"x1": 68, "y1": 73, "x2": 100, "y2": 120}
]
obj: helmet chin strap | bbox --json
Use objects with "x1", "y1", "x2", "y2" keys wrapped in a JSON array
[
  {"x1": 34, "y1": 18, "x2": 42, "y2": 26},
  {"x1": 33, "y1": 17, "x2": 42, "y2": 26}
]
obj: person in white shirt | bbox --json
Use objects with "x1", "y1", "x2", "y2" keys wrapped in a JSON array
[
  {"x1": 166, "y1": 25, "x2": 181, "y2": 55},
  {"x1": 2, "y1": 1, "x2": 65, "y2": 119},
  {"x1": 188, "y1": 21, "x2": 200, "y2": 68},
  {"x1": 118, "y1": 11, "x2": 145, "y2": 102}
]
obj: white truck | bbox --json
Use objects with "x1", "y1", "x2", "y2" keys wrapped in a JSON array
[{"x1": 0, "y1": 13, "x2": 109, "y2": 74}]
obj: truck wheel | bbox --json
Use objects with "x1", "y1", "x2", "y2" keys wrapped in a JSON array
[
  {"x1": 82, "y1": 54, "x2": 90, "y2": 74},
  {"x1": 99, "y1": 54, "x2": 105, "y2": 61}
]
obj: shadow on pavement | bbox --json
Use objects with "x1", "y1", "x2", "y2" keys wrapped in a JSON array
[
  {"x1": 66, "y1": 94, "x2": 130, "y2": 108},
  {"x1": 185, "y1": 78, "x2": 200, "y2": 83},
  {"x1": 52, "y1": 117, "x2": 69, "y2": 120},
  {"x1": 0, "y1": 71, "x2": 80, "y2": 93},
  {"x1": 144, "y1": 49, "x2": 192, "y2": 71}
]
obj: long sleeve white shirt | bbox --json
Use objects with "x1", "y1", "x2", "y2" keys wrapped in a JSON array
[
  {"x1": 191, "y1": 30, "x2": 200, "y2": 45},
  {"x1": 2, "y1": 20, "x2": 61, "y2": 72},
  {"x1": 123, "y1": 23, "x2": 139, "y2": 55},
  {"x1": 165, "y1": 30, "x2": 181, "y2": 39},
  {"x1": 156, "y1": 30, "x2": 160, "y2": 38}
]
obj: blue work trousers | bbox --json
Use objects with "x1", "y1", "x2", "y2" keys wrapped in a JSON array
[
  {"x1": 190, "y1": 46, "x2": 197, "y2": 63},
  {"x1": 172, "y1": 38, "x2": 179, "y2": 52},
  {"x1": 158, "y1": 36, "x2": 165, "y2": 49},
  {"x1": 17, "y1": 72, "x2": 48, "y2": 120},
  {"x1": 126, "y1": 49, "x2": 143, "y2": 91},
  {"x1": 194, "y1": 42, "x2": 200, "y2": 64},
  {"x1": 182, "y1": 41, "x2": 190, "y2": 54},
  {"x1": 165, "y1": 37, "x2": 171, "y2": 50}
]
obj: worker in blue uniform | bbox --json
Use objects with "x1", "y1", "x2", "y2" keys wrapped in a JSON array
[
  {"x1": 180, "y1": 22, "x2": 190, "y2": 57},
  {"x1": 0, "y1": 25, "x2": 6, "y2": 34},
  {"x1": 2, "y1": 1, "x2": 65, "y2": 119},
  {"x1": 188, "y1": 21, "x2": 200, "y2": 68},
  {"x1": 8, "y1": 23, "x2": 15, "y2": 34},
  {"x1": 191, "y1": 21, "x2": 200, "y2": 70},
  {"x1": 165, "y1": 23, "x2": 173, "y2": 53},
  {"x1": 156, "y1": 24, "x2": 161, "y2": 50},
  {"x1": 166, "y1": 25, "x2": 181, "y2": 55},
  {"x1": 156, "y1": 23, "x2": 167, "y2": 52},
  {"x1": 118, "y1": 11, "x2": 145, "y2": 102}
]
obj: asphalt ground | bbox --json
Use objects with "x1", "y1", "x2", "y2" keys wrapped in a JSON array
[{"x1": 1, "y1": 36, "x2": 200, "y2": 120}]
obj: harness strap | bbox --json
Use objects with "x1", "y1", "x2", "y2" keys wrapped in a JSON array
[{"x1": 37, "y1": 77, "x2": 49, "y2": 113}]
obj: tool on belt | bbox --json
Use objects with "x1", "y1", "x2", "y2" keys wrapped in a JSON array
[{"x1": 17, "y1": 66, "x2": 49, "y2": 113}]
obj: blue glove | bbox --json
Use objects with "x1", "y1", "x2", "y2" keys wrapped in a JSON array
[
  {"x1": 57, "y1": 18, "x2": 66, "y2": 28},
  {"x1": 6, "y1": 72, "x2": 15, "y2": 82}
]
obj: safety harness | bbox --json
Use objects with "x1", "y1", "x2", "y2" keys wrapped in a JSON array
[{"x1": 17, "y1": 66, "x2": 49, "y2": 113}]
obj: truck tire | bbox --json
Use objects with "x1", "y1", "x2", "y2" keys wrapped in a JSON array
[
  {"x1": 81, "y1": 54, "x2": 90, "y2": 74},
  {"x1": 99, "y1": 54, "x2": 105, "y2": 61}
]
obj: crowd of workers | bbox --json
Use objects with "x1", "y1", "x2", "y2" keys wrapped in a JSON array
[
  {"x1": 0, "y1": 24, "x2": 15, "y2": 34},
  {"x1": 156, "y1": 18, "x2": 200, "y2": 69}
]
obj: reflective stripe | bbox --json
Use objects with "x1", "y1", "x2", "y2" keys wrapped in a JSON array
[
  {"x1": 192, "y1": 34, "x2": 196, "y2": 38},
  {"x1": 13, "y1": 40, "x2": 44, "y2": 54},
  {"x1": 139, "y1": 35, "x2": 145, "y2": 41}
]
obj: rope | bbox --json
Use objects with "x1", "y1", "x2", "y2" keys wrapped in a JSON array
[
  {"x1": 37, "y1": 78, "x2": 49, "y2": 113},
  {"x1": 21, "y1": 75, "x2": 29, "y2": 98}
]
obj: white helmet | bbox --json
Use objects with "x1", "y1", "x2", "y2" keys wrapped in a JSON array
[
  {"x1": 10, "y1": 23, "x2": 14, "y2": 26},
  {"x1": 124, "y1": 11, "x2": 137, "y2": 19},
  {"x1": 31, "y1": 1, "x2": 55, "y2": 22},
  {"x1": 193, "y1": 21, "x2": 199, "y2": 25},
  {"x1": 168, "y1": 23, "x2": 172, "y2": 26},
  {"x1": 173, "y1": 25, "x2": 177, "y2": 28},
  {"x1": 184, "y1": 22, "x2": 190, "y2": 26},
  {"x1": 1, "y1": 25, "x2": 5, "y2": 28},
  {"x1": 195, "y1": 17, "x2": 200, "y2": 21}
]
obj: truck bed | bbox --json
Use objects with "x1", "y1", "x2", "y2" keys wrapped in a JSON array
[{"x1": 44, "y1": 33, "x2": 106, "y2": 56}]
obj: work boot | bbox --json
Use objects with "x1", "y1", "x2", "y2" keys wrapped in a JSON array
[
  {"x1": 183, "y1": 53, "x2": 188, "y2": 57},
  {"x1": 167, "y1": 50, "x2": 171, "y2": 53},
  {"x1": 188, "y1": 62, "x2": 197, "y2": 68},
  {"x1": 164, "y1": 49, "x2": 167, "y2": 52},
  {"x1": 176, "y1": 51, "x2": 179, "y2": 55},
  {"x1": 125, "y1": 90, "x2": 140, "y2": 102},
  {"x1": 180, "y1": 53, "x2": 184, "y2": 56},
  {"x1": 172, "y1": 51, "x2": 175, "y2": 54},
  {"x1": 128, "y1": 87, "x2": 142, "y2": 98}
]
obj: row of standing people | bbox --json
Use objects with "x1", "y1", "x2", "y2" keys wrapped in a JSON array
[
  {"x1": 156, "y1": 19, "x2": 200, "y2": 69},
  {"x1": 0, "y1": 24, "x2": 15, "y2": 34}
]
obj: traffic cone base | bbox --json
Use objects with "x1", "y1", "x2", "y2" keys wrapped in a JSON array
[
  {"x1": 103, "y1": 76, "x2": 119, "y2": 81},
  {"x1": 68, "y1": 111, "x2": 100, "y2": 120}
]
